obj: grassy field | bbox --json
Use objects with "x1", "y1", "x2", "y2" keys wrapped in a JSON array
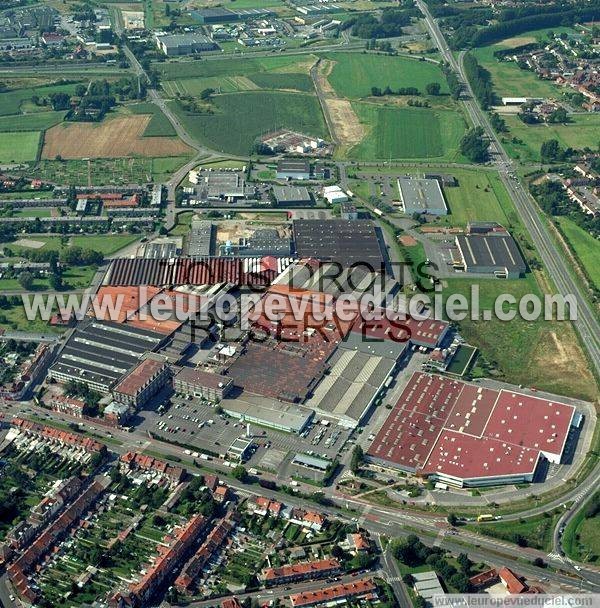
[
  {"x1": 563, "y1": 499, "x2": 600, "y2": 563},
  {"x1": 502, "y1": 114, "x2": 600, "y2": 163},
  {"x1": 0, "y1": 111, "x2": 66, "y2": 132},
  {"x1": 556, "y1": 217, "x2": 600, "y2": 291},
  {"x1": 324, "y1": 52, "x2": 448, "y2": 99},
  {"x1": 465, "y1": 512, "x2": 561, "y2": 552},
  {"x1": 0, "y1": 82, "x2": 81, "y2": 116},
  {"x1": 441, "y1": 274, "x2": 597, "y2": 401},
  {"x1": 248, "y1": 72, "x2": 314, "y2": 92},
  {"x1": 471, "y1": 44, "x2": 562, "y2": 100},
  {"x1": 169, "y1": 91, "x2": 328, "y2": 156},
  {"x1": 0, "y1": 131, "x2": 41, "y2": 163},
  {"x1": 441, "y1": 170, "x2": 513, "y2": 226},
  {"x1": 348, "y1": 105, "x2": 466, "y2": 161},
  {"x1": 154, "y1": 54, "x2": 313, "y2": 80},
  {"x1": 1, "y1": 234, "x2": 139, "y2": 256},
  {"x1": 127, "y1": 102, "x2": 177, "y2": 137}
]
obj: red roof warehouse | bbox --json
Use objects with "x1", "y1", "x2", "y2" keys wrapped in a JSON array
[{"x1": 367, "y1": 372, "x2": 576, "y2": 487}]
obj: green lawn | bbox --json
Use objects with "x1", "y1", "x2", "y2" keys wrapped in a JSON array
[
  {"x1": 502, "y1": 114, "x2": 600, "y2": 163},
  {"x1": 349, "y1": 105, "x2": 466, "y2": 161},
  {"x1": 10, "y1": 208, "x2": 53, "y2": 218},
  {"x1": 169, "y1": 91, "x2": 328, "y2": 156},
  {"x1": 324, "y1": 52, "x2": 448, "y2": 99},
  {"x1": 1, "y1": 235, "x2": 139, "y2": 256},
  {"x1": 555, "y1": 217, "x2": 600, "y2": 291},
  {"x1": 0, "y1": 131, "x2": 41, "y2": 163},
  {"x1": 563, "y1": 504, "x2": 600, "y2": 564},
  {"x1": 441, "y1": 274, "x2": 597, "y2": 401}
]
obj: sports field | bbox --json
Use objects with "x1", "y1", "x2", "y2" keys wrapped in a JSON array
[
  {"x1": 0, "y1": 235, "x2": 139, "y2": 256},
  {"x1": 169, "y1": 91, "x2": 328, "y2": 156},
  {"x1": 556, "y1": 217, "x2": 600, "y2": 291},
  {"x1": 42, "y1": 115, "x2": 192, "y2": 159},
  {"x1": 323, "y1": 53, "x2": 448, "y2": 99},
  {"x1": 502, "y1": 114, "x2": 600, "y2": 163},
  {"x1": 0, "y1": 131, "x2": 41, "y2": 163},
  {"x1": 348, "y1": 105, "x2": 465, "y2": 160}
]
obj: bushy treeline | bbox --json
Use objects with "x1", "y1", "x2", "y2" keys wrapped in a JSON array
[{"x1": 462, "y1": 53, "x2": 495, "y2": 108}]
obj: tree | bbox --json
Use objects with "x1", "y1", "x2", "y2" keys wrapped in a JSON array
[
  {"x1": 548, "y1": 107, "x2": 568, "y2": 123},
  {"x1": 459, "y1": 127, "x2": 489, "y2": 163},
  {"x1": 350, "y1": 445, "x2": 364, "y2": 474},
  {"x1": 457, "y1": 552, "x2": 472, "y2": 574},
  {"x1": 49, "y1": 272, "x2": 63, "y2": 291},
  {"x1": 402, "y1": 573, "x2": 415, "y2": 585},
  {"x1": 231, "y1": 465, "x2": 248, "y2": 482},
  {"x1": 447, "y1": 513, "x2": 459, "y2": 526},
  {"x1": 426, "y1": 82, "x2": 441, "y2": 95},
  {"x1": 540, "y1": 139, "x2": 562, "y2": 163},
  {"x1": 18, "y1": 271, "x2": 34, "y2": 290},
  {"x1": 532, "y1": 557, "x2": 546, "y2": 568}
]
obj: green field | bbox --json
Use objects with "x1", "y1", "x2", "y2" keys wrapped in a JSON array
[
  {"x1": 349, "y1": 105, "x2": 466, "y2": 160},
  {"x1": 0, "y1": 82, "x2": 81, "y2": 116},
  {"x1": 128, "y1": 102, "x2": 177, "y2": 137},
  {"x1": 324, "y1": 53, "x2": 448, "y2": 99},
  {"x1": 471, "y1": 44, "x2": 562, "y2": 100},
  {"x1": 154, "y1": 54, "x2": 312, "y2": 80},
  {"x1": 502, "y1": 114, "x2": 600, "y2": 163},
  {"x1": 169, "y1": 91, "x2": 328, "y2": 156},
  {"x1": 0, "y1": 131, "x2": 41, "y2": 163},
  {"x1": 442, "y1": 274, "x2": 597, "y2": 401},
  {"x1": 248, "y1": 72, "x2": 314, "y2": 92},
  {"x1": 556, "y1": 217, "x2": 600, "y2": 290},
  {"x1": 1, "y1": 235, "x2": 139, "y2": 257},
  {"x1": 0, "y1": 111, "x2": 66, "y2": 132},
  {"x1": 563, "y1": 498, "x2": 600, "y2": 563}
]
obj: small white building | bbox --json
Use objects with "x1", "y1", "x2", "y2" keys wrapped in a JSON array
[{"x1": 323, "y1": 185, "x2": 348, "y2": 205}]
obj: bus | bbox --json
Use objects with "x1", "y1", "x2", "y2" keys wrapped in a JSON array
[{"x1": 477, "y1": 514, "x2": 494, "y2": 522}]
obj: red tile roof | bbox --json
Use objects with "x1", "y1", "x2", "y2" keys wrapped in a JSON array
[
  {"x1": 289, "y1": 578, "x2": 376, "y2": 607},
  {"x1": 262, "y1": 558, "x2": 340, "y2": 582},
  {"x1": 12, "y1": 418, "x2": 105, "y2": 453},
  {"x1": 499, "y1": 567, "x2": 527, "y2": 594},
  {"x1": 367, "y1": 372, "x2": 575, "y2": 483},
  {"x1": 113, "y1": 358, "x2": 167, "y2": 397}
]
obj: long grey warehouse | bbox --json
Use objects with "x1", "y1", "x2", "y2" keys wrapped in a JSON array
[{"x1": 397, "y1": 177, "x2": 447, "y2": 216}]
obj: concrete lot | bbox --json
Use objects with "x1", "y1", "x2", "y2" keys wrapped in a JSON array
[{"x1": 136, "y1": 395, "x2": 353, "y2": 481}]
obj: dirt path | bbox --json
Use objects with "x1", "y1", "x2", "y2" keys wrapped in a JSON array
[{"x1": 310, "y1": 57, "x2": 365, "y2": 154}]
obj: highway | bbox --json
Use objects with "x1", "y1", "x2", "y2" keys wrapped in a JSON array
[
  {"x1": 415, "y1": 0, "x2": 600, "y2": 575},
  {"x1": 415, "y1": 0, "x2": 600, "y2": 374}
]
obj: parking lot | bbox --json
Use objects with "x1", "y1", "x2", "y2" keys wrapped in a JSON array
[{"x1": 137, "y1": 395, "x2": 353, "y2": 477}]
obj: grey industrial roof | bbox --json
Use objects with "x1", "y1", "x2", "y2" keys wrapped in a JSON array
[
  {"x1": 456, "y1": 233, "x2": 526, "y2": 274},
  {"x1": 397, "y1": 177, "x2": 447, "y2": 214},
  {"x1": 305, "y1": 349, "x2": 395, "y2": 424},
  {"x1": 277, "y1": 159, "x2": 310, "y2": 173},
  {"x1": 49, "y1": 321, "x2": 164, "y2": 389},
  {"x1": 292, "y1": 453, "x2": 331, "y2": 470},
  {"x1": 221, "y1": 392, "x2": 313, "y2": 432},
  {"x1": 293, "y1": 219, "x2": 384, "y2": 268},
  {"x1": 189, "y1": 220, "x2": 215, "y2": 257},
  {"x1": 272, "y1": 186, "x2": 312, "y2": 203}
]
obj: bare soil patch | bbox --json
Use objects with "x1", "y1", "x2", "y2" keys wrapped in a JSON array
[
  {"x1": 42, "y1": 115, "x2": 192, "y2": 159},
  {"x1": 13, "y1": 238, "x2": 46, "y2": 249}
]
